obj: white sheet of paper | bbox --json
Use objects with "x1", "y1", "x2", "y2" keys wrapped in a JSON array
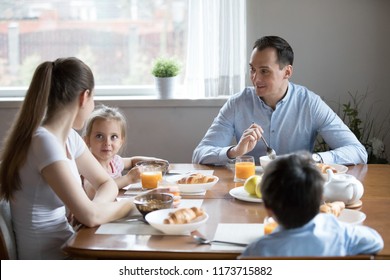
[
  {"x1": 177, "y1": 199, "x2": 203, "y2": 209},
  {"x1": 210, "y1": 223, "x2": 263, "y2": 251},
  {"x1": 95, "y1": 221, "x2": 163, "y2": 235},
  {"x1": 123, "y1": 182, "x2": 142, "y2": 192},
  {"x1": 166, "y1": 169, "x2": 214, "y2": 176}
]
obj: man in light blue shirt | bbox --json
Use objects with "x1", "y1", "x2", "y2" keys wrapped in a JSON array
[
  {"x1": 192, "y1": 36, "x2": 367, "y2": 165},
  {"x1": 241, "y1": 152, "x2": 383, "y2": 257}
]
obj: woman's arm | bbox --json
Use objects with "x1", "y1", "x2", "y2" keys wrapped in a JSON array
[{"x1": 42, "y1": 149, "x2": 133, "y2": 227}]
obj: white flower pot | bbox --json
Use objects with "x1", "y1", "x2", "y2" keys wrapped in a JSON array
[{"x1": 155, "y1": 76, "x2": 177, "y2": 99}]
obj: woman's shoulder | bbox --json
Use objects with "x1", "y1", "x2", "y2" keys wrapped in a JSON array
[
  {"x1": 33, "y1": 127, "x2": 59, "y2": 146},
  {"x1": 67, "y1": 129, "x2": 87, "y2": 156}
]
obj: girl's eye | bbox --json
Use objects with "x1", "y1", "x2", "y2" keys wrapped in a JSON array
[
  {"x1": 111, "y1": 135, "x2": 119, "y2": 141},
  {"x1": 95, "y1": 134, "x2": 104, "y2": 140}
]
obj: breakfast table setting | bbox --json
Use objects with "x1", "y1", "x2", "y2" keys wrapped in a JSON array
[{"x1": 62, "y1": 161, "x2": 390, "y2": 260}]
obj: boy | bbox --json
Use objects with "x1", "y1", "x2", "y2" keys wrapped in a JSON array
[{"x1": 241, "y1": 152, "x2": 383, "y2": 257}]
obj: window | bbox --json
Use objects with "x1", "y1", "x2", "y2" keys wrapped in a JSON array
[
  {"x1": 0, "y1": 0, "x2": 188, "y2": 96},
  {"x1": 0, "y1": 0, "x2": 246, "y2": 98}
]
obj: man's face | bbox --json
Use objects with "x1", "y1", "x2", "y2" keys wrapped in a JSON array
[{"x1": 249, "y1": 47, "x2": 291, "y2": 100}]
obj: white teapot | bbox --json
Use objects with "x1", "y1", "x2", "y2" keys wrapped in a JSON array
[{"x1": 323, "y1": 169, "x2": 364, "y2": 205}]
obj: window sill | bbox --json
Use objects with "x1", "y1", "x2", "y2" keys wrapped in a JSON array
[{"x1": 0, "y1": 96, "x2": 228, "y2": 108}]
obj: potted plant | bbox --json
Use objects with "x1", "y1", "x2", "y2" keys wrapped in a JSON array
[
  {"x1": 315, "y1": 89, "x2": 389, "y2": 163},
  {"x1": 151, "y1": 57, "x2": 181, "y2": 99}
]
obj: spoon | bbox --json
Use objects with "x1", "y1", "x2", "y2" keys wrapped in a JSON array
[
  {"x1": 191, "y1": 232, "x2": 248, "y2": 247},
  {"x1": 260, "y1": 136, "x2": 277, "y2": 160}
]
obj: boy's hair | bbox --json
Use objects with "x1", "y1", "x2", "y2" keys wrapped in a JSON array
[
  {"x1": 83, "y1": 104, "x2": 127, "y2": 143},
  {"x1": 261, "y1": 152, "x2": 324, "y2": 229}
]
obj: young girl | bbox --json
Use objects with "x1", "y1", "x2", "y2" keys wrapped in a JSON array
[
  {"x1": 0, "y1": 57, "x2": 133, "y2": 259},
  {"x1": 83, "y1": 105, "x2": 168, "y2": 197}
]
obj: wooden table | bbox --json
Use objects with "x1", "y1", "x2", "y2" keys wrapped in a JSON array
[{"x1": 62, "y1": 164, "x2": 390, "y2": 259}]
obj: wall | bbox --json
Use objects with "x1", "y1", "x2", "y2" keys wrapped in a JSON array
[
  {"x1": 1, "y1": 0, "x2": 389, "y2": 162},
  {"x1": 0, "y1": 99, "x2": 225, "y2": 164},
  {"x1": 247, "y1": 0, "x2": 390, "y2": 159}
]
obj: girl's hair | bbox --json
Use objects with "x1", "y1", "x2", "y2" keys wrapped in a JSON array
[
  {"x1": 261, "y1": 152, "x2": 324, "y2": 229},
  {"x1": 83, "y1": 104, "x2": 127, "y2": 144},
  {"x1": 0, "y1": 57, "x2": 94, "y2": 201}
]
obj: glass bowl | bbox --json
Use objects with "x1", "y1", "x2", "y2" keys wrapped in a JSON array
[
  {"x1": 135, "y1": 160, "x2": 170, "y2": 176},
  {"x1": 133, "y1": 192, "x2": 173, "y2": 218}
]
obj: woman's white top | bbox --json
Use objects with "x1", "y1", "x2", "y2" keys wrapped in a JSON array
[{"x1": 11, "y1": 127, "x2": 86, "y2": 259}]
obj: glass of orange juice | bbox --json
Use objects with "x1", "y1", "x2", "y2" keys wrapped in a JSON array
[
  {"x1": 263, "y1": 216, "x2": 278, "y2": 235},
  {"x1": 141, "y1": 165, "x2": 163, "y2": 190},
  {"x1": 234, "y1": 155, "x2": 255, "y2": 182}
]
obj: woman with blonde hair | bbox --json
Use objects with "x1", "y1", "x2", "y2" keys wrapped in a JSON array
[{"x1": 0, "y1": 57, "x2": 133, "y2": 259}]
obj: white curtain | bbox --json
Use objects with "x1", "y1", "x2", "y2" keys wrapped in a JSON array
[{"x1": 185, "y1": 0, "x2": 246, "y2": 98}]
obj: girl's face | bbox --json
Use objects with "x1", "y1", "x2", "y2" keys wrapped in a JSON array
[{"x1": 86, "y1": 118, "x2": 124, "y2": 162}]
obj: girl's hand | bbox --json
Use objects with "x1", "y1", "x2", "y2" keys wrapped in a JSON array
[{"x1": 125, "y1": 166, "x2": 142, "y2": 184}]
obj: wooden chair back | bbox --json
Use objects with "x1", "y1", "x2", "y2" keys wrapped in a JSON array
[{"x1": 0, "y1": 199, "x2": 17, "y2": 260}]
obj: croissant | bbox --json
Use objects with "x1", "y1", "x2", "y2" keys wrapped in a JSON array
[
  {"x1": 319, "y1": 201, "x2": 345, "y2": 217},
  {"x1": 163, "y1": 207, "x2": 204, "y2": 224},
  {"x1": 317, "y1": 163, "x2": 338, "y2": 174},
  {"x1": 177, "y1": 173, "x2": 215, "y2": 184}
]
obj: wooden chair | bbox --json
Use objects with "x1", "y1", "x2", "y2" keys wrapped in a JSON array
[{"x1": 0, "y1": 199, "x2": 17, "y2": 260}]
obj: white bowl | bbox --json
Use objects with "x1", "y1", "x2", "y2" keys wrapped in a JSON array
[
  {"x1": 259, "y1": 155, "x2": 278, "y2": 169},
  {"x1": 317, "y1": 163, "x2": 348, "y2": 175},
  {"x1": 176, "y1": 175, "x2": 219, "y2": 194},
  {"x1": 145, "y1": 208, "x2": 208, "y2": 235},
  {"x1": 338, "y1": 209, "x2": 366, "y2": 225}
]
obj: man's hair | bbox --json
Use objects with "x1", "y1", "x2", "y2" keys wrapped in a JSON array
[
  {"x1": 261, "y1": 152, "x2": 324, "y2": 229},
  {"x1": 253, "y1": 36, "x2": 294, "y2": 68}
]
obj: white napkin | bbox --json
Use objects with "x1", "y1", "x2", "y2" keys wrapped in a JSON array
[
  {"x1": 166, "y1": 169, "x2": 214, "y2": 175},
  {"x1": 123, "y1": 170, "x2": 214, "y2": 194},
  {"x1": 210, "y1": 223, "x2": 263, "y2": 251},
  {"x1": 176, "y1": 199, "x2": 203, "y2": 209},
  {"x1": 180, "y1": 191, "x2": 206, "y2": 196},
  {"x1": 123, "y1": 182, "x2": 143, "y2": 193},
  {"x1": 95, "y1": 221, "x2": 164, "y2": 235}
]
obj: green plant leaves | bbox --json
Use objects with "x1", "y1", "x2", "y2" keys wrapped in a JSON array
[{"x1": 151, "y1": 57, "x2": 181, "y2": 78}]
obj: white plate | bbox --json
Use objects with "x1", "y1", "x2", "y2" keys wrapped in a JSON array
[
  {"x1": 145, "y1": 208, "x2": 208, "y2": 235},
  {"x1": 229, "y1": 186, "x2": 263, "y2": 203},
  {"x1": 166, "y1": 175, "x2": 219, "y2": 194},
  {"x1": 338, "y1": 209, "x2": 366, "y2": 225}
]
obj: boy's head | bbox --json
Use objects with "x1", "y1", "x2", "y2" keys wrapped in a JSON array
[{"x1": 261, "y1": 152, "x2": 324, "y2": 229}]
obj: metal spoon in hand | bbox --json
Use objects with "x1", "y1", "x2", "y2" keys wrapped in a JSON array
[{"x1": 261, "y1": 136, "x2": 277, "y2": 160}]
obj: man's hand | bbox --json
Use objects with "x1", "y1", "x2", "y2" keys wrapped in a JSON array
[{"x1": 228, "y1": 123, "x2": 263, "y2": 158}]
